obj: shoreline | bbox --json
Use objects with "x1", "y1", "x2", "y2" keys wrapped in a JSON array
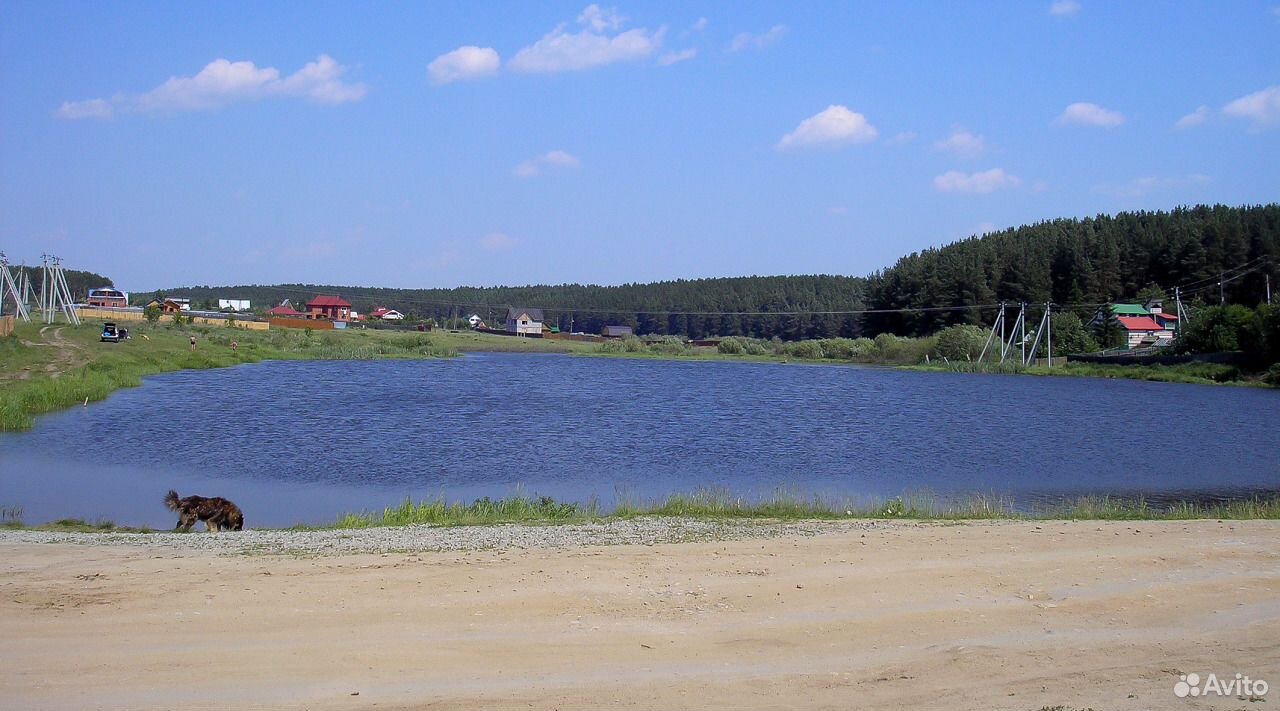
[{"x1": 4, "y1": 518, "x2": 1276, "y2": 710}]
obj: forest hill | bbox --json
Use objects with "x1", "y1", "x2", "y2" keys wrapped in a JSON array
[{"x1": 126, "y1": 203, "x2": 1280, "y2": 342}]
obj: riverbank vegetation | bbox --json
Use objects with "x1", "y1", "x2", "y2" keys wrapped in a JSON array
[
  {"x1": 325, "y1": 490, "x2": 1280, "y2": 529},
  {"x1": 6, "y1": 491, "x2": 1276, "y2": 532},
  {"x1": 593, "y1": 319, "x2": 1280, "y2": 387},
  {"x1": 0, "y1": 320, "x2": 469, "y2": 431}
]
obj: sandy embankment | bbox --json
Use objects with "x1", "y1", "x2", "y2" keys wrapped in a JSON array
[{"x1": 1, "y1": 519, "x2": 1277, "y2": 711}]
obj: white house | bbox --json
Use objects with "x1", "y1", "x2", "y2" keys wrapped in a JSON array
[
  {"x1": 468, "y1": 314, "x2": 483, "y2": 328},
  {"x1": 505, "y1": 307, "x2": 543, "y2": 336},
  {"x1": 218, "y1": 299, "x2": 251, "y2": 311}
]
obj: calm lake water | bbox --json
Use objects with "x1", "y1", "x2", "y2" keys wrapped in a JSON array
[{"x1": 2, "y1": 353, "x2": 1278, "y2": 527}]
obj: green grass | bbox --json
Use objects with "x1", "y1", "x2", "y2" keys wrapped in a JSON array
[
  {"x1": 332, "y1": 492, "x2": 598, "y2": 528},
  {"x1": 4, "y1": 491, "x2": 1275, "y2": 532},
  {"x1": 0, "y1": 320, "x2": 465, "y2": 431},
  {"x1": 325, "y1": 489, "x2": 1280, "y2": 529},
  {"x1": 906, "y1": 359, "x2": 1271, "y2": 387},
  {"x1": 1, "y1": 517, "x2": 155, "y2": 533}
]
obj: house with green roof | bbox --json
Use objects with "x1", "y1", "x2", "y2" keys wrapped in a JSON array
[{"x1": 1092, "y1": 301, "x2": 1177, "y2": 350}]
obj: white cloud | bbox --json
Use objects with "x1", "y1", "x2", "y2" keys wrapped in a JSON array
[
  {"x1": 428, "y1": 46, "x2": 501, "y2": 85},
  {"x1": 777, "y1": 105, "x2": 877, "y2": 151},
  {"x1": 689, "y1": 17, "x2": 709, "y2": 33},
  {"x1": 54, "y1": 98, "x2": 113, "y2": 120},
  {"x1": 514, "y1": 150, "x2": 580, "y2": 177},
  {"x1": 933, "y1": 128, "x2": 987, "y2": 158},
  {"x1": 480, "y1": 232, "x2": 519, "y2": 251},
  {"x1": 1055, "y1": 102, "x2": 1125, "y2": 127},
  {"x1": 508, "y1": 6, "x2": 664, "y2": 73},
  {"x1": 934, "y1": 169, "x2": 1021, "y2": 194},
  {"x1": 1222, "y1": 85, "x2": 1280, "y2": 129},
  {"x1": 886, "y1": 131, "x2": 917, "y2": 146},
  {"x1": 1094, "y1": 174, "x2": 1212, "y2": 198},
  {"x1": 57, "y1": 55, "x2": 365, "y2": 118},
  {"x1": 1049, "y1": 1, "x2": 1081, "y2": 17},
  {"x1": 1175, "y1": 105, "x2": 1211, "y2": 130},
  {"x1": 578, "y1": 4, "x2": 625, "y2": 32},
  {"x1": 658, "y1": 48, "x2": 697, "y2": 66},
  {"x1": 730, "y1": 25, "x2": 788, "y2": 52}
]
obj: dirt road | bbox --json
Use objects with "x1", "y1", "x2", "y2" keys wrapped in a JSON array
[{"x1": 2, "y1": 519, "x2": 1276, "y2": 710}]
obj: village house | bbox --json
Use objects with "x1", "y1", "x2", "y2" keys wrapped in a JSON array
[
  {"x1": 218, "y1": 299, "x2": 251, "y2": 311},
  {"x1": 267, "y1": 301, "x2": 306, "y2": 317},
  {"x1": 468, "y1": 314, "x2": 485, "y2": 329},
  {"x1": 306, "y1": 295, "x2": 352, "y2": 321},
  {"x1": 602, "y1": 325, "x2": 634, "y2": 338},
  {"x1": 370, "y1": 307, "x2": 405, "y2": 320},
  {"x1": 1094, "y1": 302, "x2": 1177, "y2": 350},
  {"x1": 146, "y1": 297, "x2": 190, "y2": 314},
  {"x1": 505, "y1": 307, "x2": 543, "y2": 336}
]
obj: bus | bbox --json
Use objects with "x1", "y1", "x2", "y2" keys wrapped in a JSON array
[{"x1": 87, "y1": 287, "x2": 128, "y2": 308}]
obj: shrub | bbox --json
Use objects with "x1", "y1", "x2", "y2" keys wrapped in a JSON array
[
  {"x1": 819, "y1": 338, "x2": 860, "y2": 361},
  {"x1": 932, "y1": 325, "x2": 989, "y2": 361},
  {"x1": 717, "y1": 338, "x2": 744, "y2": 355},
  {"x1": 783, "y1": 340, "x2": 823, "y2": 360}
]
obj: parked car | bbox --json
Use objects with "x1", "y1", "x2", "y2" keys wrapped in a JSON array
[{"x1": 100, "y1": 322, "x2": 121, "y2": 342}]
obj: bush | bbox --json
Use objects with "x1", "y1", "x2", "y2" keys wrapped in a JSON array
[
  {"x1": 819, "y1": 338, "x2": 860, "y2": 361},
  {"x1": 783, "y1": 340, "x2": 824, "y2": 360},
  {"x1": 931, "y1": 325, "x2": 989, "y2": 361},
  {"x1": 717, "y1": 338, "x2": 744, "y2": 355}
]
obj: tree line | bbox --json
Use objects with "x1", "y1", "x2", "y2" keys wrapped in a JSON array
[
  {"x1": 145, "y1": 203, "x2": 1277, "y2": 342},
  {"x1": 863, "y1": 204, "x2": 1278, "y2": 336}
]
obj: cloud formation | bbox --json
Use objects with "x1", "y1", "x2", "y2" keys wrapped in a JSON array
[
  {"x1": 480, "y1": 232, "x2": 519, "y2": 251},
  {"x1": 1055, "y1": 102, "x2": 1125, "y2": 127},
  {"x1": 514, "y1": 150, "x2": 580, "y2": 177},
  {"x1": 1049, "y1": 1, "x2": 1081, "y2": 17},
  {"x1": 1222, "y1": 85, "x2": 1280, "y2": 128},
  {"x1": 508, "y1": 5, "x2": 664, "y2": 73},
  {"x1": 777, "y1": 105, "x2": 877, "y2": 150},
  {"x1": 934, "y1": 169, "x2": 1021, "y2": 194},
  {"x1": 1175, "y1": 105, "x2": 1211, "y2": 130},
  {"x1": 428, "y1": 46, "x2": 501, "y2": 85},
  {"x1": 730, "y1": 25, "x2": 788, "y2": 52},
  {"x1": 933, "y1": 128, "x2": 987, "y2": 158},
  {"x1": 658, "y1": 48, "x2": 697, "y2": 66},
  {"x1": 56, "y1": 55, "x2": 365, "y2": 119}
]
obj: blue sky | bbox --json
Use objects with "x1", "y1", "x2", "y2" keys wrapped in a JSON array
[{"x1": 1, "y1": 1, "x2": 1277, "y2": 292}]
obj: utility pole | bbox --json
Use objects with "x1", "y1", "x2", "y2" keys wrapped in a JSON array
[
  {"x1": 1267, "y1": 274, "x2": 1272, "y2": 305},
  {"x1": 1046, "y1": 302, "x2": 1053, "y2": 369},
  {"x1": 1220, "y1": 272, "x2": 1225, "y2": 305}
]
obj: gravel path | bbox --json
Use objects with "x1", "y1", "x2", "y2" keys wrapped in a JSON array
[{"x1": 0, "y1": 517, "x2": 897, "y2": 555}]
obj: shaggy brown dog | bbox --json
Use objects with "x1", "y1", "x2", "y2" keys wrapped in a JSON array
[{"x1": 164, "y1": 490, "x2": 244, "y2": 532}]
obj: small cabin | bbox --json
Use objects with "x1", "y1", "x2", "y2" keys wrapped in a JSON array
[{"x1": 505, "y1": 307, "x2": 544, "y2": 336}]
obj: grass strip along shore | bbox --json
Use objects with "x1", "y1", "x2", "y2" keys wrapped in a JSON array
[
  {"x1": 4, "y1": 490, "x2": 1278, "y2": 533},
  {"x1": 0, "y1": 320, "x2": 598, "y2": 432}
]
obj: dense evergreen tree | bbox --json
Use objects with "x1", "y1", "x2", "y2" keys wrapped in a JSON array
[{"x1": 863, "y1": 204, "x2": 1278, "y2": 336}]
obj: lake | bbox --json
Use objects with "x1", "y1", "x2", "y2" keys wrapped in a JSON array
[{"x1": 2, "y1": 353, "x2": 1278, "y2": 527}]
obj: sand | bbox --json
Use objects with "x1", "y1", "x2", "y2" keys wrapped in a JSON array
[{"x1": 2, "y1": 519, "x2": 1277, "y2": 710}]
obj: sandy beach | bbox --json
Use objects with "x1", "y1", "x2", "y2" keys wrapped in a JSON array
[{"x1": 2, "y1": 518, "x2": 1277, "y2": 710}]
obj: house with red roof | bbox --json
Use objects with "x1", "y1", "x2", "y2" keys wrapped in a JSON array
[
  {"x1": 1115, "y1": 315, "x2": 1174, "y2": 349},
  {"x1": 370, "y1": 307, "x2": 404, "y2": 320},
  {"x1": 267, "y1": 301, "x2": 306, "y2": 317},
  {"x1": 306, "y1": 295, "x2": 352, "y2": 321}
]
